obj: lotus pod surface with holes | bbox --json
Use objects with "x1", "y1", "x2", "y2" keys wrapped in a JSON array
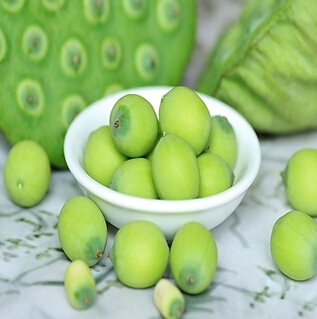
[{"x1": 0, "y1": 0, "x2": 197, "y2": 168}]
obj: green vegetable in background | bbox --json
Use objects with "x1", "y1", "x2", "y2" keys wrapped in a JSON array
[
  {"x1": 0, "y1": 0, "x2": 196, "y2": 168},
  {"x1": 197, "y1": 0, "x2": 317, "y2": 134}
]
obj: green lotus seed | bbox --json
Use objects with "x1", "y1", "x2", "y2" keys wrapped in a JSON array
[
  {"x1": 3, "y1": 140, "x2": 51, "y2": 207},
  {"x1": 60, "y1": 38, "x2": 87, "y2": 76},
  {"x1": 197, "y1": 152, "x2": 234, "y2": 198},
  {"x1": 110, "y1": 158, "x2": 158, "y2": 199},
  {"x1": 156, "y1": 0, "x2": 180, "y2": 32},
  {"x1": 0, "y1": 28, "x2": 7, "y2": 63},
  {"x1": 83, "y1": 0, "x2": 110, "y2": 23},
  {"x1": 64, "y1": 260, "x2": 96, "y2": 310},
  {"x1": 22, "y1": 25, "x2": 48, "y2": 61},
  {"x1": 206, "y1": 115, "x2": 237, "y2": 169},
  {"x1": 135, "y1": 43, "x2": 159, "y2": 81},
  {"x1": 282, "y1": 148, "x2": 317, "y2": 216},
  {"x1": 270, "y1": 210, "x2": 317, "y2": 281},
  {"x1": 100, "y1": 37, "x2": 122, "y2": 70},
  {"x1": 108, "y1": 220, "x2": 169, "y2": 288},
  {"x1": 58, "y1": 196, "x2": 108, "y2": 267},
  {"x1": 170, "y1": 222, "x2": 218, "y2": 295},
  {"x1": 1, "y1": 0, "x2": 25, "y2": 12},
  {"x1": 109, "y1": 93, "x2": 159, "y2": 157},
  {"x1": 159, "y1": 86, "x2": 212, "y2": 156},
  {"x1": 16, "y1": 79, "x2": 44, "y2": 117},
  {"x1": 84, "y1": 125, "x2": 127, "y2": 187},
  {"x1": 41, "y1": 0, "x2": 66, "y2": 11},
  {"x1": 61, "y1": 94, "x2": 87, "y2": 129},
  {"x1": 152, "y1": 134, "x2": 200, "y2": 200},
  {"x1": 122, "y1": 0, "x2": 148, "y2": 19}
]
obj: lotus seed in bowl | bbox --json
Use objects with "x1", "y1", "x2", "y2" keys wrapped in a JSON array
[{"x1": 64, "y1": 86, "x2": 261, "y2": 240}]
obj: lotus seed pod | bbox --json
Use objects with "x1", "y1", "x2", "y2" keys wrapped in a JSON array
[
  {"x1": 197, "y1": 0, "x2": 317, "y2": 134},
  {"x1": 0, "y1": 0, "x2": 197, "y2": 168}
]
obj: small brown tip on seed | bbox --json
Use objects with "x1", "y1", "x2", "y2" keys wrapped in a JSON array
[
  {"x1": 114, "y1": 119, "x2": 120, "y2": 128},
  {"x1": 188, "y1": 276, "x2": 194, "y2": 284},
  {"x1": 83, "y1": 295, "x2": 90, "y2": 304}
]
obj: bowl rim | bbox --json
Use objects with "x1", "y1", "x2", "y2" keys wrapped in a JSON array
[{"x1": 64, "y1": 86, "x2": 261, "y2": 214}]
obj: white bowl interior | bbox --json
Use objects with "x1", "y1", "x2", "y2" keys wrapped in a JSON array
[{"x1": 64, "y1": 86, "x2": 261, "y2": 239}]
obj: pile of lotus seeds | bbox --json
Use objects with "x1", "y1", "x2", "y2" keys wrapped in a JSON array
[{"x1": 84, "y1": 86, "x2": 237, "y2": 200}]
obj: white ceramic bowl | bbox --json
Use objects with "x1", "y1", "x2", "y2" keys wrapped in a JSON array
[{"x1": 64, "y1": 86, "x2": 261, "y2": 240}]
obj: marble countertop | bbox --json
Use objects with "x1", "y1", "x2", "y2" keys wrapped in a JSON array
[{"x1": 1, "y1": 1, "x2": 317, "y2": 318}]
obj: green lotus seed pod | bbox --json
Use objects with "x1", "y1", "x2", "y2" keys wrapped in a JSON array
[
  {"x1": 0, "y1": 1, "x2": 196, "y2": 168},
  {"x1": 270, "y1": 210, "x2": 317, "y2": 281},
  {"x1": 170, "y1": 222, "x2": 218, "y2": 295},
  {"x1": 197, "y1": 0, "x2": 317, "y2": 134},
  {"x1": 108, "y1": 220, "x2": 169, "y2": 289},
  {"x1": 282, "y1": 148, "x2": 317, "y2": 217},
  {"x1": 3, "y1": 140, "x2": 51, "y2": 207},
  {"x1": 64, "y1": 260, "x2": 96, "y2": 310},
  {"x1": 58, "y1": 196, "x2": 108, "y2": 267}
]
